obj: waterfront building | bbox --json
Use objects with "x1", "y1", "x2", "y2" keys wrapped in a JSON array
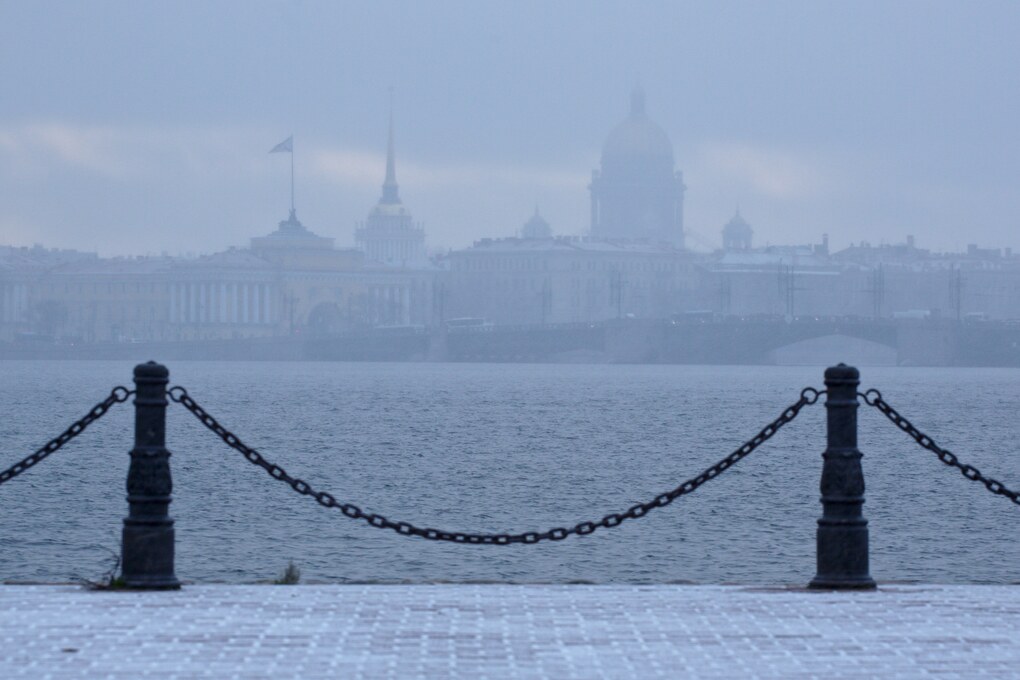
[
  {"x1": 0, "y1": 246, "x2": 102, "y2": 340},
  {"x1": 6, "y1": 233, "x2": 1020, "y2": 344},
  {"x1": 697, "y1": 230, "x2": 1020, "y2": 322},
  {"x1": 703, "y1": 242, "x2": 846, "y2": 319},
  {"x1": 0, "y1": 209, "x2": 434, "y2": 343},
  {"x1": 445, "y1": 236, "x2": 698, "y2": 326},
  {"x1": 830, "y1": 239, "x2": 1020, "y2": 321},
  {"x1": 589, "y1": 88, "x2": 686, "y2": 248},
  {"x1": 163, "y1": 207, "x2": 434, "y2": 340}
]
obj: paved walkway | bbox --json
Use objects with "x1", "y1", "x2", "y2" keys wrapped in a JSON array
[{"x1": 1, "y1": 584, "x2": 1018, "y2": 679}]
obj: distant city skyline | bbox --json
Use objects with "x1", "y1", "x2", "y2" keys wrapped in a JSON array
[{"x1": 2, "y1": 1, "x2": 1019, "y2": 257}]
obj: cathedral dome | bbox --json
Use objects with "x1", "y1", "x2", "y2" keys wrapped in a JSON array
[
  {"x1": 589, "y1": 88, "x2": 686, "y2": 247},
  {"x1": 601, "y1": 88, "x2": 674, "y2": 168}
]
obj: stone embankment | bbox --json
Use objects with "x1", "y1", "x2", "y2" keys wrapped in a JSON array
[{"x1": 1, "y1": 584, "x2": 1018, "y2": 678}]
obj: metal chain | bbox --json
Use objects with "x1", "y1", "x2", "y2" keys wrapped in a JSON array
[
  {"x1": 860, "y1": 388, "x2": 1020, "y2": 506},
  {"x1": 0, "y1": 386, "x2": 134, "y2": 486},
  {"x1": 168, "y1": 384, "x2": 822, "y2": 544}
]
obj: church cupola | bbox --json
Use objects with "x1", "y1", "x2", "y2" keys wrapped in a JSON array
[
  {"x1": 520, "y1": 207, "x2": 552, "y2": 239},
  {"x1": 722, "y1": 209, "x2": 753, "y2": 251}
]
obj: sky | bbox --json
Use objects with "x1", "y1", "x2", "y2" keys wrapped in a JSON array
[{"x1": 1, "y1": 0, "x2": 1019, "y2": 257}]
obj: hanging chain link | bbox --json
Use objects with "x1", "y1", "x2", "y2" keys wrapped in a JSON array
[
  {"x1": 860, "y1": 388, "x2": 1020, "y2": 506},
  {"x1": 0, "y1": 386, "x2": 134, "y2": 486},
  {"x1": 168, "y1": 385, "x2": 822, "y2": 544}
]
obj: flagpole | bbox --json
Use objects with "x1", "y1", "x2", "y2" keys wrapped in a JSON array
[{"x1": 270, "y1": 135, "x2": 295, "y2": 215}]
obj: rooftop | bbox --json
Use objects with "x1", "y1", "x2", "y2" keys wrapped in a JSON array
[{"x1": 460, "y1": 236, "x2": 685, "y2": 255}]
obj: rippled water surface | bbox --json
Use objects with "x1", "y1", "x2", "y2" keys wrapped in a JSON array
[{"x1": 1, "y1": 360, "x2": 1018, "y2": 585}]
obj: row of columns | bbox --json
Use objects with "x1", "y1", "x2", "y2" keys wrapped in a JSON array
[
  {"x1": 368, "y1": 239, "x2": 423, "y2": 266},
  {"x1": 371, "y1": 284, "x2": 412, "y2": 326},
  {"x1": 169, "y1": 282, "x2": 273, "y2": 325},
  {"x1": 0, "y1": 283, "x2": 30, "y2": 324}
]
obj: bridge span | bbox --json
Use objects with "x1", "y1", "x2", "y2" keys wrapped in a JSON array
[
  {"x1": 5, "y1": 317, "x2": 1014, "y2": 365},
  {"x1": 303, "y1": 318, "x2": 1020, "y2": 367}
]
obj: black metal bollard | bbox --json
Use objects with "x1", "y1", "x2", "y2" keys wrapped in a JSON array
[
  {"x1": 120, "y1": 361, "x2": 180, "y2": 589},
  {"x1": 809, "y1": 364, "x2": 876, "y2": 590}
]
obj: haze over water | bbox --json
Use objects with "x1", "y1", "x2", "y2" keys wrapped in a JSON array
[{"x1": 1, "y1": 361, "x2": 1016, "y2": 585}]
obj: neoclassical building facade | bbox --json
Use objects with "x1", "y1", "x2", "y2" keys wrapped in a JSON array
[{"x1": 0, "y1": 210, "x2": 434, "y2": 343}]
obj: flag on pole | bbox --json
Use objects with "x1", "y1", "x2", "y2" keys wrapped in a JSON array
[{"x1": 269, "y1": 136, "x2": 293, "y2": 153}]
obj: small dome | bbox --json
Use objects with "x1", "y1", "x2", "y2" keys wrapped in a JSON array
[
  {"x1": 601, "y1": 88, "x2": 674, "y2": 166},
  {"x1": 724, "y1": 210, "x2": 752, "y2": 234},
  {"x1": 722, "y1": 210, "x2": 753, "y2": 250},
  {"x1": 521, "y1": 207, "x2": 552, "y2": 239}
]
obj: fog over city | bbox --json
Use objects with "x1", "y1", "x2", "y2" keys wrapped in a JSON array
[
  {"x1": 2, "y1": 1, "x2": 1019, "y2": 257},
  {"x1": 5, "y1": 9, "x2": 1020, "y2": 670}
]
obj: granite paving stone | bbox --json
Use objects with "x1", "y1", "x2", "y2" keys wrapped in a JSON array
[{"x1": 0, "y1": 585, "x2": 1017, "y2": 678}]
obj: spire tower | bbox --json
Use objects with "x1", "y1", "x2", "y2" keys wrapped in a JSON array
[
  {"x1": 381, "y1": 91, "x2": 400, "y2": 204},
  {"x1": 355, "y1": 89, "x2": 426, "y2": 267}
]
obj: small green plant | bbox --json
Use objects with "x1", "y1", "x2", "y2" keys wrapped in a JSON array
[{"x1": 274, "y1": 561, "x2": 301, "y2": 585}]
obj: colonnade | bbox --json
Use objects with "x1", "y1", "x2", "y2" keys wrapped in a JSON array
[
  {"x1": 168, "y1": 282, "x2": 274, "y2": 325},
  {"x1": 370, "y1": 284, "x2": 413, "y2": 326},
  {"x1": 0, "y1": 282, "x2": 30, "y2": 324}
]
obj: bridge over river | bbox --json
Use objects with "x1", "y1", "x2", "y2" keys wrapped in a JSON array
[
  {"x1": 4, "y1": 318, "x2": 1018, "y2": 365},
  {"x1": 304, "y1": 318, "x2": 1020, "y2": 366}
]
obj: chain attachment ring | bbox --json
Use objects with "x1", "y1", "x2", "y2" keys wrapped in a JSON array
[
  {"x1": 800, "y1": 387, "x2": 825, "y2": 405},
  {"x1": 859, "y1": 389, "x2": 882, "y2": 407}
]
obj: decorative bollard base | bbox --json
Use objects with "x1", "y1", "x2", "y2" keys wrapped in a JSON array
[{"x1": 121, "y1": 523, "x2": 179, "y2": 589}]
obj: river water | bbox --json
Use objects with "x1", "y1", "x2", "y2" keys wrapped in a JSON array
[{"x1": 1, "y1": 360, "x2": 1017, "y2": 585}]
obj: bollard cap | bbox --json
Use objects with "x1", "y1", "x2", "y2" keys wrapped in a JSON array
[
  {"x1": 134, "y1": 361, "x2": 169, "y2": 381},
  {"x1": 824, "y1": 363, "x2": 859, "y2": 384}
]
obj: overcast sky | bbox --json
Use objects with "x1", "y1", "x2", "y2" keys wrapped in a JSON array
[{"x1": 1, "y1": 1, "x2": 1018, "y2": 257}]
